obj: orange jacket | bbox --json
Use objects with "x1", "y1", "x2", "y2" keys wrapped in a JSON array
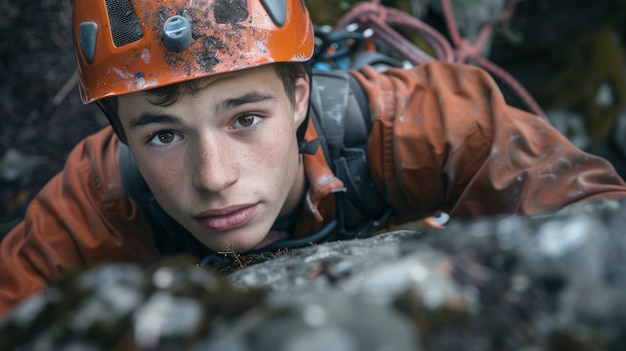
[{"x1": 2, "y1": 62, "x2": 626, "y2": 315}]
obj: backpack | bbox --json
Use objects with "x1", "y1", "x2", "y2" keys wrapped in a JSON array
[{"x1": 118, "y1": 69, "x2": 392, "y2": 260}]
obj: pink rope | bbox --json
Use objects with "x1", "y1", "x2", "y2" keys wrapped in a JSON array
[{"x1": 335, "y1": 0, "x2": 547, "y2": 119}]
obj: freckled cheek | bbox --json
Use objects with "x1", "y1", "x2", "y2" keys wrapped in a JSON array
[
  {"x1": 136, "y1": 156, "x2": 187, "y2": 198},
  {"x1": 249, "y1": 131, "x2": 298, "y2": 174}
]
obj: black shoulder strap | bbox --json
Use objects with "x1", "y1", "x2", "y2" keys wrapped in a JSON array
[{"x1": 309, "y1": 69, "x2": 393, "y2": 239}]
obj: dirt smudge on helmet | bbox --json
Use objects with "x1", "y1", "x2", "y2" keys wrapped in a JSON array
[
  {"x1": 197, "y1": 36, "x2": 224, "y2": 72},
  {"x1": 214, "y1": 0, "x2": 249, "y2": 24},
  {"x1": 151, "y1": 6, "x2": 221, "y2": 74}
]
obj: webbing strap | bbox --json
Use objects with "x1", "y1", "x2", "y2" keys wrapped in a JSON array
[{"x1": 309, "y1": 70, "x2": 392, "y2": 238}]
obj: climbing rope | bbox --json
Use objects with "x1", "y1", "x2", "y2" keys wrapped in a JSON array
[{"x1": 329, "y1": 0, "x2": 547, "y2": 119}]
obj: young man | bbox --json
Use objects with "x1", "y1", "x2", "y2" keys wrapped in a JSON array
[{"x1": 1, "y1": 0, "x2": 625, "y2": 316}]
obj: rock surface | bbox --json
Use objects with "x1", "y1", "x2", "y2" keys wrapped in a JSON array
[{"x1": 2, "y1": 199, "x2": 626, "y2": 350}]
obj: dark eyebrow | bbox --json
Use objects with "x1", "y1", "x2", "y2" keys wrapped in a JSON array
[
  {"x1": 127, "y1": 91, "x2": 275, "y2": 128},
  {"x1": 216, "y1": 91, "x2": 275, "y2": 115},
  {"x1": 128, "y1": 113, "x2": 182, "y2": 128}
]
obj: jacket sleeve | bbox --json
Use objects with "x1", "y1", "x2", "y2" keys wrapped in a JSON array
[
  {"x1": 0, "y1": 127, "x2": 159, "y2": 316},
  {"x1": 352, "y1": 62, "x2": 626, "y2": 223}
]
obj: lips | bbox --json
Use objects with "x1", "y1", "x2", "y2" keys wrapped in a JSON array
[{"x1": 193, "y1": 204, "x2": 259, "y2": 231}]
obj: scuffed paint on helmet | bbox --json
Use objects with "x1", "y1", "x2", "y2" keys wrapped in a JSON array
[{"x1": 73, "y1": 0, "x2": 314, "y2": 104}]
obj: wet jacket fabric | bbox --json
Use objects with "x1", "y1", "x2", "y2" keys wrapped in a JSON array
[{"x1": 2, "y1": 62, "x2": 626, "y2": 316}]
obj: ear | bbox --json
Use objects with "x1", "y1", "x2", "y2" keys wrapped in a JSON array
[{"x1": 293, "y1": 73, "x2": 310, "y2": 128}]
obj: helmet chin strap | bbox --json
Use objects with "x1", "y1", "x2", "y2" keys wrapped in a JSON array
[
  {"x1": 96, "y1": 99, "x2": 128, "y2": 144},
  {"x1": 297, "y1": 61, "x2": 320, "y2": 155},
  {"x1": 299, "y1": 138, "x2": 322, "y2": 155}
]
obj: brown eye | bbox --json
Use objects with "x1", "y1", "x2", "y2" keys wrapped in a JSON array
[
  {"x1": 158, "y1": 131, "x2": 176, "y2": 144},
  {"x1": 237, "y1": 115, "x2": 255, "y2": 127},
  {"x1": 148, "y1": 130, "x2": 182, "y2": 146}
]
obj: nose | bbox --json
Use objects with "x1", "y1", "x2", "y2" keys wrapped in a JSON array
[{"x1": 191, "y1": 136, "x2": 238, "y2": 193}]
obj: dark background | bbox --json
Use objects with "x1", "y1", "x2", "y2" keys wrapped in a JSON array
[
  {"x1": 1, "y1": 0, "x2": 626, "y2": 237},
  {"x1": 0, "y1": 1, "x2": 108, "y2": 234}
]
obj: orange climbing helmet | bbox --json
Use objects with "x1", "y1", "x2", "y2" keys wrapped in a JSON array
[{"x1": 72, "y1": 0, "x2": 315, "y2": 104}]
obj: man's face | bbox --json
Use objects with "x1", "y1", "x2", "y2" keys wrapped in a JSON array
[{"x1": 118, "y1": 65, "x2": 310, "y2": 252}]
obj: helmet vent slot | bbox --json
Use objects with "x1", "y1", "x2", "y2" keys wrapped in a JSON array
[
  {"x1": 261, "y1": 0, "x2": 286, "y2": 27},
  {"x1": 105, "y1": 0, "x2": 144, "y2": 47}
]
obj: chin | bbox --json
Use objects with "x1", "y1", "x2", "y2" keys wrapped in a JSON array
[{"x1": 198, "y1": 230, "x2": 268, "y2": 253}]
